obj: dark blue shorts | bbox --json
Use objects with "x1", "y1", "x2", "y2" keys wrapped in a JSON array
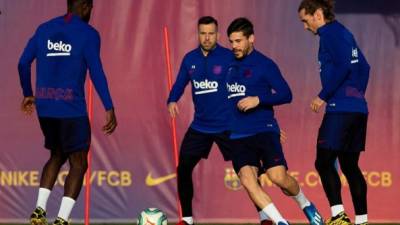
[
  {"x1": 318, "y1": 112, "x2": 368, "y2": 152},
  {"x1": 38, "y1": 116, "x2": 91, "y2": 153},
  {"x1": 230, "y1": 131, "x2": 287, "y2": 174},
  {"x1": 180, "y1": 127, "x2": 232, "y2": 161}
]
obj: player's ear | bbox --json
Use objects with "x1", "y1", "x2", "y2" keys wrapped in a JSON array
[
  {"x1": 249, "y1": 34, "x2": 255, "y2": 44},
  {"x1": 315, "y1": 8, "x2": 324, "y2": 21}
]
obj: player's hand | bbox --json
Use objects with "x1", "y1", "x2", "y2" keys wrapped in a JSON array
[
  {"x1": 310, "y1": 96, "x2": 325, "y2": 113},
  {"x1": 168, "y1": 102, "x2": 179, "y2": 118},
  {"x1": 103, "y1": 108, "x2": 117, "y2": 135},
  {"x1": 21, "y1": 96, "x2": 35, "y2": 115},
  {"x1": 237, "y1": 96, "x2": 260, "y2": 112},
  {"x1": 280, "y1": 129, "x2": 287, "y2": 144}
]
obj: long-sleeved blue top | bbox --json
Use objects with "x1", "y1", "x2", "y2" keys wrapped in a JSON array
[
  {"x1": 167, "y1": 44, "x2": 233, "y2": 132},
  {"x1": 18, "y1": 14, "x2": 113, "y2": 118},
  {"x1": 317, "y1": 20, "x2": 370, "y2": 113},
  {"x1": 226, "y1": 49, "x2": 292, "y2": 138}
]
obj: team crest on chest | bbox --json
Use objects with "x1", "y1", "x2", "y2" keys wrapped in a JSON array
[
  {"x1": 213, "y1": 65, "x2": 222, "y2": 75},
  {"x1": 244, "y1": 69, "x2": 252, "y2": 78}
]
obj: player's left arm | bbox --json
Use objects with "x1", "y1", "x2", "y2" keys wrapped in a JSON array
[
  {"x1": 237, "y1": 62, "x2": 292, "y2": 112},
  {"x1": 318, "y1": 35, "x2": 352, "y2": 101},
  {"x1": 239, "y1": 61, "x2": 292, "y2": 109},
  {"x1": 84, "y1": 30, "x2": 117, "y2": 134}
]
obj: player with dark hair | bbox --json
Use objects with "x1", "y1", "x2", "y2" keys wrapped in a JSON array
[
  {"x1": 18, "y1": 0, "x2": 117, "y2": 224},
  {"x1": 168, "y1": 16, "x2": 275, "y2": 225},
  {"x1": 298, "y1": 0, "x2": 370, "y2": 224},
  {"x1": 167, "y1": 15, "x2": 233, "y2": 225},
  {"x1": 226, "y1": 17, "x2": 323, "y2": 225}
]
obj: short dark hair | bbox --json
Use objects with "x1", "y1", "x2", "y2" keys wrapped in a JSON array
[
  {"x1": 67, "y1": 0, "x2": 93, "y2": 11},
  {"x1": 227, "y1": 17, "x2": 254, "y2": 37},
  {"x1": 298, "y1": 0, "x2": 335, "y2": 22},
  {"x1": 198, "y1": 16, "x2": 218, "y2": 28}
]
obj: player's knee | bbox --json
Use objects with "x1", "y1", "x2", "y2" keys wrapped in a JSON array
[
  {"x1": 71, "y1": 159, "x2": 88, "y2": 173},
  {"x1": 340, "y1": 162, "x2": 360, "y2": 177},
  {"x1": 69, "y1": 153, "x2": 88, "y2": 173},
  {"x1": 268, "y1": 172, "x2": 287, "y2": 186},
  {"x1": 239, "y1": 171, "x2": 257, "y2": 191},
  {"x1": 177, "y1": 162, "x2": 188, "y2": 177},
  {"x1": 50, "y1": 149, "x2": 67, "y2": 162},
  {"x1": 314, "y1": 156, "x2": 329, "y2": 173},
  {"x1": 314, "y1": 158, "x2": 322, "y2": 172}
]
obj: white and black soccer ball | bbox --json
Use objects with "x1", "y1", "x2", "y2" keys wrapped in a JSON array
[{"x1": 137, "y1": 208, "x2": 167, "y2": 225}]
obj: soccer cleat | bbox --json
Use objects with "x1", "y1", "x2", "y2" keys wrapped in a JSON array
[
  {"x1": 326, "y1": 212, "x2": 352, "y2": 225},
  {"x1": 30, "y1": 207, "x2": 47, "y2": 225},
  {"x1": 175, "y1": 221, "x2": 193, "y2": 225},
  {"x1": 303, "y1": 203, "x2": 324, "y2": 225},
  {"x1": 261, "y1": 219, "x2": 273, "y2": 225},
  {"x1": 52, "y1": 217, "x2": 69, "y2": 225}
]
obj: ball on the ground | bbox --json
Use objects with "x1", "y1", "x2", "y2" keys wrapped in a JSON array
[{"x1": 137, "y1": 208, "x2": 167, "y2": 225}]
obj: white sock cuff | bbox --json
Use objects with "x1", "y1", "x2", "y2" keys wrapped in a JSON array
[
  {"x1": 57, "y1": 197, "x2": 76, "y2": 221},
  {"x1": 292, "y1": 188, "x2": 311, "y2": 209},
  {"x1": 331, "y1": 204, "x2": 345, "y2": 217},
  {"x1": 259, "y1": 210, "x2": 270, "y2": 221},
  {"x1": 262, "y1": 203, "x2": 287, "y2": 224},
  {"x1": 355, "y1": 214, "x2": 368, "y2": 224},
  {"x1": 182, "y1": 216, "x2": 194, "y2": 224},
  {"x1": 36, "y1": 188, "x2": 51, "y2": 211}
]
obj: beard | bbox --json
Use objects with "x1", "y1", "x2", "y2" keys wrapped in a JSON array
[
  {"x1": 200, "y1": 42, "x2": 216, "y2": 52},
  {"x1": 233, "y1": 46, "x2": 250, "y2": 59}
]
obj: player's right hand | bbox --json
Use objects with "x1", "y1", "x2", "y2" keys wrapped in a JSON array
[
  {"x1": 310, "y1": 96, "x2": 325, "y2": 113},
  {"x1": 103, "y1": 108, "x2": 117, "y2": 135},
  {"x1": 168, "y1": 102, "x2": 179, "y2": 118},
  {"x1": 21, "y1": 96, "x2": 35, "y2": 115}
]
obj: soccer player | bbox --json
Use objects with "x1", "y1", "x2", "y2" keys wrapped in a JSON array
[
  {"x1": 298, "y1": 0, "x2": 370, "y2": 225},
  {"x1": 226, "y1": 17, "x2": 324, "y2": 225},
  {"x1": 18, "y1": 0, "x2": 117, "y2": 224},
  {"x1": 167, "y1": 16, "x2": 273, "y2": 225}
]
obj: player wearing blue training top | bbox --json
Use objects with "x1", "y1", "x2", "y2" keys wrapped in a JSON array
[
  {"x1": 298, "y1": 1, "x2": 369, "y2": 225},
  {"x1": 18, "y1": 1, "x2": 117, "y2": 225},
  {"x1": 226, "y1": 17, "x2": 323, "y2": 225},
  {"x1": 167, "y1": 16, "x2": 233, "y2": 225},
  {"x1": 168, "y1": 16, "x2": 275, "y2": 225}
]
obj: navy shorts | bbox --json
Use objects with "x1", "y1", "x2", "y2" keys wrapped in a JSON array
[
  {"x1": 38, "y1": 116, "x2": 91, "y2": 153},
  {"x1": 180, "y1": 127, "x2": 232, "y2": 161},
  {"x1": 230, "y1": 131, "x2": 287, "y2": 174},
  {"x1": 317, "y1": 112, "x2": 368, "y2": 152}
]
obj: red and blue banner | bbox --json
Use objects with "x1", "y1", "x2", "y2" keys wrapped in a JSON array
[{"x1": 0, "y1": 0, "x2": 399, "y2": 223}]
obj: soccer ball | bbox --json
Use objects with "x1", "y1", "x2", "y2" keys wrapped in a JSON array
[{"x1": 137, "y1": 208, "x2": 167, "y2": 225}]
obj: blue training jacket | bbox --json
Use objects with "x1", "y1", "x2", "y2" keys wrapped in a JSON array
[
  {"x1": 167, "y1": 44, "x2": 233, "y2": 132},
  {"x1": 226, "y1": 49, "x2": 292, "y2": 138},
  {"x1": 18, "y1": 14, "x2": 113, "y2": 118},
  {"x1": 317, "y1": 20, "x2": 370, "y2": 113}
]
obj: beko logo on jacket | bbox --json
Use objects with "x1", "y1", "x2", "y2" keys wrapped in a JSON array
[
  {"x1": 227, "y1": 82, "x2": 246, "y2": 99},
  {"x1": 193, "y1": 79, "x2": 218, "y2": 95},
  {"x1": 47, "y1": 40, "x2": 72, "y2": 57}
]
